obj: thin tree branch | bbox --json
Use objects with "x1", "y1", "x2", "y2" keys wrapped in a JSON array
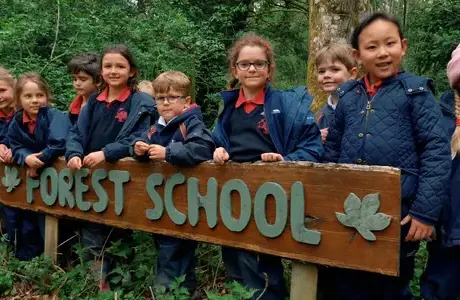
[{"x1": 50, "y1": 0, "x2": 60, "y2": 59}]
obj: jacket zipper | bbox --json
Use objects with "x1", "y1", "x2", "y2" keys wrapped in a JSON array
[{"x1": 361, "y1": 88, "x2": 381, "y2": 163}]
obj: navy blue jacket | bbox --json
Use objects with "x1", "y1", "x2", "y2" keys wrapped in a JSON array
[
  {"x1": 316, "y1": 102, "x2": 335, "y2": 129},
  {"x1": 8, "y1": 107, "x2": 70, "y2": 167},
  {"x1": 133, "y1": 104, "x2": 214, "y2": 166},
  {"x1": 438, "y1": 90, "x2": 460, "y2": 247},
  {"x1": 323, "y1": 71, "x2": 451, "y2": 225},
  {"x1": 212, "y1": 85, "x2": 323, "y2": 162},
  {"x1": 0, "y1": 115, "x2": 12, "y2": 146},
  {"x1": 66, "y1": 91, "x2": 156, "y2": 162}
]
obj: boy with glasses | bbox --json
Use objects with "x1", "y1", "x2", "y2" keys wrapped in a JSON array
[{"x1": 132, "y1": 71, "x2": 214, "y2": 299}]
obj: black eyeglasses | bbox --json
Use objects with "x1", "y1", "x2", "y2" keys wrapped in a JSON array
[
  {"x1": 155, "y1": 95, "x2": 185, "y2": 104},
  {"x1": 235, "y1": 60, "x2": 269, "y2": 71}
]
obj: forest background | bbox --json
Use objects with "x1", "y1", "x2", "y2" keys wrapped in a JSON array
[{"x1": 0, "y1": 0, "x2": 459, "y2": 299}]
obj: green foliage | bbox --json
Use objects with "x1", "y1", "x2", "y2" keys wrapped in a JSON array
[
  {"x1": 404, "y1": 0, "x2": 460, "y2": 95},
  {"x1": 206, "y1": 281, "x2": 257, "y2": 299}
]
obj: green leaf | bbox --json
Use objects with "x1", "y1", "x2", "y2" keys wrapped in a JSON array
[
  {"x1": 360, "y1": 193, "x2": 380, "y2": 218},
  {"x1": 357, "y1": 227, "x2": 376, "y2": 241},
  {"x1": 361, "y1": 213, "x2": 391, "y2": 231},
  {"x1": 344, "y1": 193, "x2": 361, "y2": 218},
  {"x1": 335, "y1": 212, "x2": 359, "y2": 227}
]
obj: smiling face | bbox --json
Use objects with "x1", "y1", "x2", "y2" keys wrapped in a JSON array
[
  {"x1": 0, "y1": 80, "x2": 14, "y2": 112},
  {"x1": 232, "y1": 46, "x2": 272, "y2": 92},
  {"x1": 354, "y1": 19, "x2": 407, "y2": 84},
  {"x1": 316, "y1": 60, "x2": 356, "y2": 94},
  {"x1": 101, "y1": 53, "x2": 136, "y2": 89},
  {"x1": 19, "y1": 81, "x2": 48, "y2": 118}
]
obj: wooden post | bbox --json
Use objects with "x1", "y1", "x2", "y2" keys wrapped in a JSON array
[
  {"x1": 44, "y1": 215, "x2": 59, "y2": 264},
  {"x1": 290, "y1": 262, "x2": 318, "y2": 300}
]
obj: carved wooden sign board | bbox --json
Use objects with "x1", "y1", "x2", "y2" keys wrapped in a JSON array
[{"x1": 0, "y1": 159, "x2": 401, "y2": 276}]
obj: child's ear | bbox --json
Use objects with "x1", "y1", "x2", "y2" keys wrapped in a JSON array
[
  {"x1": 185, "y1": 96, "x2": 192, "y2": 106},
  {"x1": 129, "y1": 67, "x2": 137, "y2": 78},
  {"x1": 349, "y1": 67, "x2": 358, "y2": 80},
  {"x1": 401, "y1": 39, "x2": 408, "y2": 57},
  {"x1": 352, "y1": 49, "x2": 362, "y2": 65},
  {"x1": 231, "y1": 66, "x2": 238, "y2": 80}
]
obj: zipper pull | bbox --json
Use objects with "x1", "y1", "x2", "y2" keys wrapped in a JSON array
[{"x1": 366, "y1": 101, "x2": 371, "y2": 110}]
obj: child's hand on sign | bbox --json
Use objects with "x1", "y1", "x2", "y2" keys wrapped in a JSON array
[
  {"x1": 26, "y1": 167, "x2": 39, "y2": 178},
  {"x1": 213, "y1": 147, "x2": 229, "y2": 165},
  {"x1": 134, "y1": 141, "x2": 149, "y2": 156},
  {"x1": 401, "y1": 215, "x2": 434, "y2": 242},
  {"x1": 25, "y1": 152, "x2": 44, "y2": 169},
  {"x1": 67, "y1": 156, "x2": 82, "y2": 171},
  {"x1": 148, "y1": 144, "x2": 166, "y2": 161},
  {"x1": 0, "y1": 147, "x2": 13, "y2": 164},
  {"x1": 83, "y1": 151, "x2": 105, "y2": 168},
  {"x1": 320, "y1": 128, "x2": 329, "y2": 144},
  {"x1": 261, "y1": 153, "x2": 284, "y2": 162}
]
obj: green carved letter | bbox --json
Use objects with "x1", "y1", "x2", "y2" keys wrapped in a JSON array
[
  {"x1": 220, "y1": 179, "x2": 251, "y2": 232},
  {"x1": 290, "y1": 181, "x2": 321, "y2": 245},
  {"x1": 254, "y1": 182, "x2": 288, "y2": 238},
  {"x1": 187, "y1": 177, "x2": 218, "y2": 228},
  {"x1": 92, "y1": 169, "x2": 109, "y2": 213},
  {"x1": 75, "y1": 168, "x2": 91, "y2": 211},
  {"x1": 145, "y1": 174, "x2": 164, "y2": 220},
  {"x1": 164, "y1": 173, "x2": 186, "y2": 225},
  {"x1": 26, "y1": 176, "x2": 40, "y2": 204},
  {"x1": 109, "y1": 170, "x2": 130, "y2": 216},
  {"x1": 58, "y1": 168, "x2": 75, "y2": 208},
  {"x1": 40, "y1": 167, "x2": 58, "y2": 206}
]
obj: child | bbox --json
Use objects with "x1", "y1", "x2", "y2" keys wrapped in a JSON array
[
  {"x1": 66, "y1": 44, "x2": 156, "y2": 291},
  {"x1": 133, "y1": 71, "x2": 214, "y2": 299},
  {"x1": 212, "y1": 35, "x2": 323, "y2": 300},
  {"x1": 7, "y1": 72, "x2": 70, "y2": 260},
  {"x1": 315, "y1": 44, "x2": 357, "y2": 143},
  {"x1": 67, "y1": 52, "x2": 100, "y2": 125},
  {"x1": 323, "y1": 12, "x2": 451, "y2": 299},
  {"x1": 137, "y1": 80, "x2": 154, "y2": 97},
  {"x1": 0, "y1": 67, "x2": 15, "y2": 240},
  {"x1": 420, "y1": 44, "x2": 460, "y2": 300}
]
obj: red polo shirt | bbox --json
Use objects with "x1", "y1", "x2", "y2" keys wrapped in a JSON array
[
  {"x1": 69, "y1": 95, "x2": 84, "y2": 115},
  {"x1": 364, "y1": 75, "x2": 383, "y2": 97},
  {"x1": 0, "y1": 109, "x2": 14, "y2": 122},
  {"x1": 23, "y1": 111, "x2": 37, "y2": 134},
  {"x1": 97, "y1": 87, "x2": 131, "y2": 107},
  {"x1": 235, "y1": 88, "x2": 265, "y2": 114}
]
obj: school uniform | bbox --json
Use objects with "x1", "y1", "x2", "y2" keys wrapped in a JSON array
[
  {"x1": 65, "y1": 87, "x2": 156, "y2": 274},
  {"x1": 6, "y1": 106, "x2": 70, "y2": 260},
  {"x1": 316, "y1": 95, "x2": 337, "y2": 129},
  {"x1": 0, "y1": 109, "x2": 13, "y2": 233},
  {"x1": 212, "y1": 85, "x2": 323, "y2": 300},
  {"x1": 421, "y1": 90, "x2": 460, "y2": 300},
  {"x1": 68, "y1": 95, "x2": 84, "y2": 125},
  {"x1": 133, "y1": 104, "x2": 214, "y2": 293},
  {"x1": 323, "y1": 72, "x2": 451, "y2": 299}
]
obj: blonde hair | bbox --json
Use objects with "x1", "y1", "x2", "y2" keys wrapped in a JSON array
[
  {"x1": 138, "y1": 80, "x2": 154, "y2": 96},
  {"x1": 452, "y1": 91, "x2": 460, "y2": 158},
  {"x1": 315, "y1": 44, "x2": 357, "y2": 71},
  {"x1": 152, "y1": 71, "x2": 191, "y2": 100},
  {"x1": 14, "y1": 72, "x2": 53, "y2": 105},
  {"x1": 0, "y1": 67, "x2": 15, "y2": 88}
]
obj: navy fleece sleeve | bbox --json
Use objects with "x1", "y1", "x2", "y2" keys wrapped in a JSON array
[
  {"x1": 166, "y1": 117, "x2": 215, "y2": 166},
  {"x1": 40, "y1": 109, "x2": 70, "y2": 165},
  {"x1": 65, "y1": 105, "x2": 88, "y2": 161},
  {"x1": 8, "y1": 121, "x2": 32, "y2": 167}
]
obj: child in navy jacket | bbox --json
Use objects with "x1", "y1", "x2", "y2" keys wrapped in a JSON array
[
  {"x1": 66, "y1": 44, "x2": 156, "y2": 291},
  {"x1": 212, "y1": 35, "x2": 322, "y2": 300},
  {"x1": 133, "y1": 71, "x2": 214, "y2": 299},
  {"x1": 7, "y1": 72, "x2": 70, "y2": 260},
  {"x1": 323, "y1": 13, "x2": 451, "y2": 299},
  {"x1": 421, "y1": 44, "x2": 460, "y2": 300}
]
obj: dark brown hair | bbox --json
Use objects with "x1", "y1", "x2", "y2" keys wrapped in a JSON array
[
  {"x1": 67, "y1": 52, "x2": 101, "y2": 83},
  {"x1": 101, "y1": 44, "x2": 138, "y2": 92}
]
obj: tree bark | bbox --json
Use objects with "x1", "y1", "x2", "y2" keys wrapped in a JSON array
[{"x1": 307, "y1": 0, "x2": 373, "y2": 112}]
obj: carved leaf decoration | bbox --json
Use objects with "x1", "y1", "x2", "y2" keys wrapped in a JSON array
[
  {"x1": 2, "y1": 166, "x2": 21, "y2": 193},
  {"x1": 336, "y1": 193, "x2": 391, "y2": 242}
]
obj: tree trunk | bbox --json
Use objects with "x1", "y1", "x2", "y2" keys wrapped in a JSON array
[{"x1": 307, "y1": 0, "x2": 373, "y2": 112}]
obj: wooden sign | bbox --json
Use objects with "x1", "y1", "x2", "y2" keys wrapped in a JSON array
[{"x1": 0, "y1": 159, "x2": 401, "y2": 276}]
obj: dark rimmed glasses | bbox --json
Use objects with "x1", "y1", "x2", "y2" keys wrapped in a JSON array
[{"x1": 235, "y1": 60, "x2": 269, "y2": 71}]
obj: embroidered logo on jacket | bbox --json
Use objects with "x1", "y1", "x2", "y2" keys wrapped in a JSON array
[
  {"x1": 115, "y1": 108, "x2": 128, "y2": 122},
  {"x1": 147, "y1": 126, "x2": 157, "y2": 139},
  {"x1": 257, "y1": 118, "x2": 269, "y2": 135}
]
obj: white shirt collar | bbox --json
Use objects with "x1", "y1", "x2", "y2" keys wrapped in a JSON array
[{"x1": 327, "y1": 95, "x2": 337, "y2": 110}]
